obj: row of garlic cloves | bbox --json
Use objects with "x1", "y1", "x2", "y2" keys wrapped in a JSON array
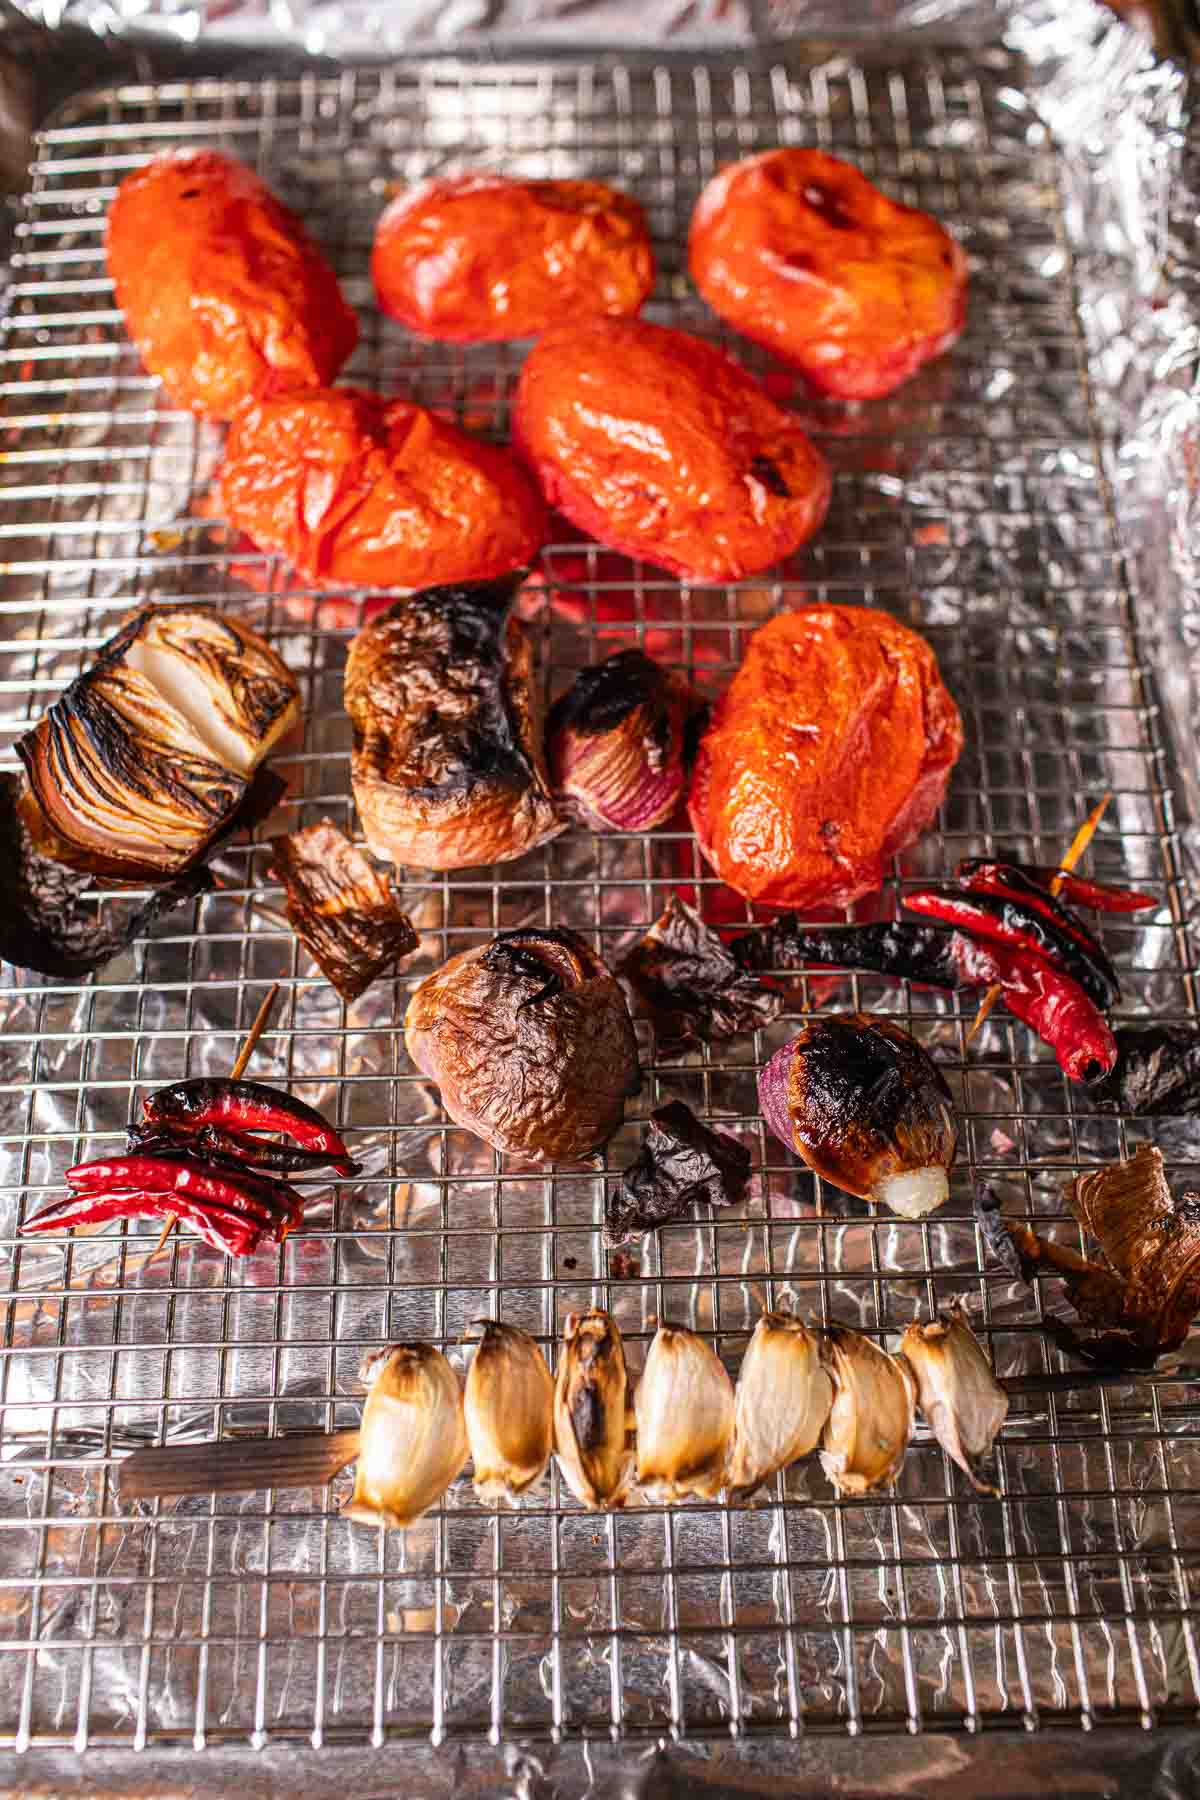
[{"x1": 345, "y1": 1304, "x2": 1009, "y2": 1529}]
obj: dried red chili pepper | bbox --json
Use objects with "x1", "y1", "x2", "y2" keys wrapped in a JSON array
[
  {"x1": 129, "y1": 1122, "x2": 357, "y2": 1178},
  {"x1": 950, "y1": 936, "x2": 1116, "y2": 1085},
  {"x1": 954, "y1": 862, "x2": 1120, "y2": 990},
  {"x1": 24, "y1": 1184, "x2": 268, "y2": 1258},
  {"x1": 902, "y1": 885, "x2": 1118, "y2": 1010},
  {"x1": 957, "y1": 859, "x2": 1155, "y2": 915},
  {"x1": 62, "y1": 1152, "x2": 304, "y2": 1229},
  {"x1": 139, "y1": 1078, "x2": 354, "y2": 1173}
]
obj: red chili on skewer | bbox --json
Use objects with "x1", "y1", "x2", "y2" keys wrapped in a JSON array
[
  {"x1": 24, "y1": 1185, "x2": 265, "y2": 1258},
  {"x1": 139, "y1": 1078, "x2": 354, "y2": 1174},
  {"x1": 957, "y1": 859, "x2": 1156, "y2": 915},
  {"x1": 954, "y1": 861, "x2": 1122, "y2": 983},
  {"x1": 903, "y1": 885, "x2": 1118, "y2": 1010},
  {"x1": 951, "y1": 935, "x2": 1117, "y2": 1085},
  {"x1": 129, "y1": 1121, "x2": 359, "y2": 1178}
]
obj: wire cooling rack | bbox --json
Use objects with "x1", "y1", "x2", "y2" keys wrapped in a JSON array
[{"x1": 0, "y1": 46, "x2": 1198, "y2": 1759}]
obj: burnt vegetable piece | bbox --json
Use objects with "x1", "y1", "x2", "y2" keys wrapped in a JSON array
[
  {"x1": 269, "y1": 819, "x2": 418, "y2": 1002},
  {"x1": 344, "y1": 575, "x2": 562, "y2": 873},
  {"x1": 976, "y1": 1147, "x2": 1200, "y2": 1368},
  {"x1": 731, "y1": 915, "x2": 961, "y2": 988},
  {"x1": 404, "y1": 927, "x2": 640, "y2": 1163},
  {"x1": 552, "y1": 1309, "x2": 633, "y2": 1509},
  {"x1": 606, "y1": 1100, "x2": 752, "y2": 1245},
  {"x1": 759, "y1": 1013, "x2": 957, "y2": 1220},
  {"x1": 619, "y1": 896, "x2": 782, "y2": 1049},
  {"x1": 546, "y1": 650, "x2": 693, "y2": 833},
  {"x1": 1090, "y1": 1025, "x2": 1200, "y2": 1115}
]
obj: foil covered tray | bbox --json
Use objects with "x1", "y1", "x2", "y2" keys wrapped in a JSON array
[{"x1": 1, "y1": 3, "x2": 1198, "y2": 1789}]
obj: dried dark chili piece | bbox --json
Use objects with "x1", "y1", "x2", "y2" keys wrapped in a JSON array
[
  {"x1": 140, "y1": 1077, "x2": 353, "y2": 1173},
  {"x1": 606, "y1": 1101, "x2": 752, "y2": 1245},
  {"x1": 23, "y1": 1186, "x2": 264, "y2": 1258},
  {"x1": 951, "y1": 935, "x2": 1116, "y2": 1085},
  {"x1": 1088, "y1": 1024, "x2": 1200, "y2": 1116},
  {"x1": 954, "y1": 862, "x2": 1121, "y2": 996},
  {"x1": 128, "y1": 1121, "x2": 359, "y2": 1178},
  {"x1": 618, "y1": 896, "x2": 782, "y2": 1048},
  {"x1": 730, "y1": 917, "x2": 961, "y2": 989},
  {"x1": 957, "y1": 859, "x2": 1155, "y2": 915},
  {"x1": 903, "y1": 885, "x2": 1118, "y2": 1010}
]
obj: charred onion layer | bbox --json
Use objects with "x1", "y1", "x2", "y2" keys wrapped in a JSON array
[{"x1": 270, "y1": 819, "x2": 418, "y2": 1002}]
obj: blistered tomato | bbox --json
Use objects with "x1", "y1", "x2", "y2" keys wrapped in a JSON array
[
  {"x1": 371, "y1": 175, "x2": 655, "y2": 343},
  {"x1": 512, "y1": 317, "x2": 830, "y2": 583},
  {"x1": 217, "y1": 387, "x2": 546, "y2": 590},
  {"x1": 689, "y1": 606, "x2": 963, "y2": 909},
  {"x1": 689, "y1": 149, "x2": 967, "y2": 402},
  {"x1": 105, "y1": 150, "x2": 358, "y2": 421}
]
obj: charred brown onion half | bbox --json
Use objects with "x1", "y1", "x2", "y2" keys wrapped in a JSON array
[{"x1": 18, "y1": 604, "x2": 299, "y2": 883}]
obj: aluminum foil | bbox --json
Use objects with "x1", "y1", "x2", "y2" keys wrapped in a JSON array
[{"x1": 2, "y1": 0, "x2": 1200, "y2": 1790}]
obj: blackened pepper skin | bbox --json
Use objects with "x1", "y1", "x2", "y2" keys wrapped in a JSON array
[{"x1": 607, "y1": 1101, "x2": 752, "y2": 1244}]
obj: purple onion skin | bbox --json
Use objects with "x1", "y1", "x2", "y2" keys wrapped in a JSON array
[{"x1": 758, "y1": 1041, "x2": 798, "y2": 1153}]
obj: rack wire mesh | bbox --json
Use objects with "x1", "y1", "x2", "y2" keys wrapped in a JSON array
[{"x1": 0, "y1": 45, "x2": 1198, "y2": 1757}]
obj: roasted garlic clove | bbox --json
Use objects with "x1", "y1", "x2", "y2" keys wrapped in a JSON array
[
  {"x1": 899, "y1": 1306, "x2": 1008, "y2": 1496},
  {"x1": 464, "y1": 1321, "x2": 555, "y2": 1503},
  {"x1": 546, "y1": 649, "x2": 692, "y2": 833},
  {"x1": 343, "y1": 1344, "x2": 468, "y2": 1529},
  {"x1": 725, "y1": 1313, "x2": 834, "y2": 1500},
  {"x1": 634, "y1": 1325, "x2": 734, "y2": 1501},
  {"x1": 819, "y1": 1326, "x2": 916, "y2": 1496},
  {"x1": 759, "y1": 1013, "x2": 957, "y2": 1220},
  {"x1": 553, "y1": 1309, "x2": 633, "y2": 1509}
]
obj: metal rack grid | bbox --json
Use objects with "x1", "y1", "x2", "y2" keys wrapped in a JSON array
[{"x1": 0, "y1": 47, "x2": 1198, "y2": 1756}]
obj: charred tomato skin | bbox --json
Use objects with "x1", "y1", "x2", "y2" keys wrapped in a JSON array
[
  {"x1": 404, "y1": 928, "x2": 640, "y2": 1164},
  {"x1": 689, "y1": 149, "x2": 967, "y2": 402},
  {"x1": 218, "y1": 386, "x2": 546, "y2": 591},
  {"x1": 106, "y1": 150, "x2": 358, "y2": 422},
  {"x1": 512, "y1": 317, "x2": 830, "y2": 582},
  {"x1": 689, "y1": 606, "x2": 963, "y2": 910},
  {"x1": 372, "y1": 175, "x2": 655, "y2": 343}
]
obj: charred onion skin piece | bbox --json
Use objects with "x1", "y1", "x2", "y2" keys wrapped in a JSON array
[
  {"x1": 140, "y1": 1077, "x2": 355, "y2": 1174},
  {"x1": 620, "y1": 896, "x2": 782, "y2": 1049},
  {"x1": 513, "y1": 317, "x2": 830, "y2": 583},
  {"x1": 18, "y1": 605, "x2": 299, "y2": 883},
  {"x1": 957, "y1": 860, "x2": 1155, "y2": 915},
  {"x1": 951, "y1": 935, "x2": 1115, "y2": 1086},
  {"x1": 759, "y1": 1013, "x2": 956, "y2": 1220},
  {"x1": 269, "y1": 819, "x2": 418, "y2": 1002},
  {"x1": 345, "y1": 577, "x2": 563, "y2": 873},
  {"x1": 904, "y1": 883, "x2": 1118, "y2": 1010},
  {"x1": 899, "y1": 1306, "x2": 1007, "y2": 1496},
  {"x1": 553, "y1": 1309, "x2": 633, "y2": 1510},
  {"x1": 106, "y1": 150, "x2": 358, "y2": 421},
  {"x1": 689, "y1": 608, "x2": 963, "y2": 910},
  {"x1": 977, "y1": 1149, "x2": 1200, "y2": 1369},
  {"x1": 219, "y1": 387, "x2": 546, "y2": 592},
  {"x1": 607, "y1": 1101, "x2": 751, "y2": 1246},
  {"x1": 819, "y1": 1327, "x2": 917, "y2": 1495},
  {"x1": 372, "y1": 175, "x2": 655, "y2": 343},
  {"x1": 546, "y1": 651, "x2": 692, "y2": 833},
  {"x1": 689, "y1": 149, "x2": 967, "y2": 402},
  {"x1": 1090, "y1": 1025, "x2": 1200, "y2": 1116},
  {"x1": 404, "y1": 928, "x2": 640, "y2": 1164}
]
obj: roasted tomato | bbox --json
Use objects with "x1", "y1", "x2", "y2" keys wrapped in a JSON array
[
  {"x1": 217, "y1": 386, "x2": 546, "y2": 590},
  {"x1": 689, "y1": 606, "x2": 963, "y2": 910},
  {"x1": 512, "y1": 317, "x2": 830, "y2": 582},
  {"x1": 105, "y1": 150, "x2": 358, "y2": 422},
  {"x1": 371, "y1": 174, "x2": 655, "y2": 343},
  {"x1": 689, "y1": 149, "x2": 967, "y2": 402}
]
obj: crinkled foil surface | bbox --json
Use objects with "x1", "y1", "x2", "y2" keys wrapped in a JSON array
[{"x1": 2, "y1": 0, "x2": 1200, "y2": 1793}]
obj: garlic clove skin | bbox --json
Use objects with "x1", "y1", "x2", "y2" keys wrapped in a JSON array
[
  {"x1": 465, "y1": 1321, "x2": 555, "y2": 1503},
  {"x1": 819, "y1": 1326, "x2": 916, "y2": 1496},
  {"x1": 725, "y1": 1313, "x2": 834, "y2": 1500},
  {"x1": 343, "y1": 1344, "x2": 468, "y2": 1529},
  {"x1": 553, "y1": 1309, "x2": 634, "y2": 1509},
  {"x1": 634, "y1": 1325, "x2": 734, "y2": 1501},
  {"x1": 899, "y1": 1305, "x2": 1008, "y2": 1496}
]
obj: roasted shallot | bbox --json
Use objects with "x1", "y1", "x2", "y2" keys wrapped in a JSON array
[
  {"x1": 464, "y1": 1322, "x2": 555, "y2": 1503},
  {"x1": 405, "y1": 928, "x2": 640, "y2": 1164},
  {"x1": 759, "y1": 1013, "x2": 957, "y2": 1220},
  {"x1": 634, "y1": 1326, "x2": 734, "y2": 1502},
  {"x1": 546, "y1": 650, "x2": 692, "y2": 833},
  {"x1": 553, "y1": 1310, "x2": 634, "y2": 1510},
  {"x1": 726, "y1": 1313, "x2": 834, "y2": 1500},
  {"x1": 269, "y1": 819, "x2": 418, "y2": 1002},
  {"x1": 899, "y1": 1306, "x2": 1008, "y2": 1495},
  {"x1": 344, "y1": 1345, "x2": 469, "y2": 1529},
  {"x1": 819, "y1": 1327, "x2": 917, "y2": 1496}
]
